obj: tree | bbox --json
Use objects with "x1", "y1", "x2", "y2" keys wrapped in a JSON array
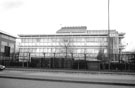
[
  {"x1": 97, "y1": 39, "x2": 108, "y2": 70},
  {"x1": 58, "y1": 36, "x2": 75, "y2": 68},
  {"x1": 97, "y1": 49, "x2": 106, "y2": 70},
  {"x1": 97, "y1": 49, "x2": 105, "y2": 61},
  {"x1": 59, "y1": 36, "x2": 74, "y2": 59}
]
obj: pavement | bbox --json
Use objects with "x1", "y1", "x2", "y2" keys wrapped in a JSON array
[
  {"x1": 5, "y1": 67, "x2": 135, "y2": 75},
  {"x1": 0, "y1": 68, "x2": 135, "y2": 86}
]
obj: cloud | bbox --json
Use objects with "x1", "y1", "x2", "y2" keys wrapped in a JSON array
[{"x1": 2, "y1": 1, "x2": 23, "y2": 10}]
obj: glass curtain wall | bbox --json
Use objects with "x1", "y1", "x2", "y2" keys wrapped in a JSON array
[{"x1": 19, "y1": 35, "x2": 108, "y2": 60}]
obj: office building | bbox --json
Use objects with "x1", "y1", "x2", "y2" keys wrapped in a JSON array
[{"x1": 18, "y1": 26, "x2": 125, "y2": 63}]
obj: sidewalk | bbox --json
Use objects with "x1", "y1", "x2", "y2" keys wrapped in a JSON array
[
  {"x1": 5, "y1": 67, "x2": 135, "y2": 75},
  {"x1": 0, "y1": 68, "x2": 135, "y2": 86}
]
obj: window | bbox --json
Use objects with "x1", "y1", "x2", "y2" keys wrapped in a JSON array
[
  {"x1": 36, "y1": 38, "x2": 41, "y2": 42},
  {"x1": 29, "y1": 39, "x2": 32, "y2": 43},
  {"x1": 33, "y1": 43, "x2": 36, "y2": 46},
  {"x1": 40, "y1": 39, "x2": 43, "y2": 42},
  {"x1": 52, "y1": 43, "x2": 56, "y2": 46},
  {"x1": 19, "y1": 48, "x2": 24, "y2": 52},
  {"x1": 1, "y1": 46, "x2": 4, "y2": 52},
  {"x1": 25, "y1": 39, "x2": 29, "y2": 43},
  {"x1": 32, "y1": 39, "x2": 36, "y2": 43},
  {"x1": 33, "y1": 48, "x2": 37, "y2": 52},
  {"x1": 37, "y1": 43, "x2": 40, "y2": 46},
  {"x1": 44, "y1": 38, "x2": 48, "y2": 42},
  {"x1": 47, "y1": 48, "x2": 51, "y2": 53},
  {"x1": 1, "y1": 35, "x2": 9, "y2": 39},
  {"x1": 36, "y1": 49, "x2": 40, "y2": 52},
  {"x1": 40, "y1": 49, "x2": 43, "y2": 52},
  {"x1": 55, "y1": 42, "x2": 59, "y2": 46},
  {"x1": 48, "y1": 38, "x2": 52, "y2": 42},
  {"x1": 9, "y1": 43, "x2": 14, "y2": 51},
  {"x1": 1, "y1": 41, "x2": 7, "y2": 46},
  {"x1": 47, "y1": 43, "x2": 52, "y2": 46},
  {"x1": 21, "y1": 39, "x2": 25, "y2": 43},
  {"x1": 43, "y1": 48, "x2": 47, "y2": 52},
  {"x1": 52, "y1": 48, "x2": 56, "y2": 53}
]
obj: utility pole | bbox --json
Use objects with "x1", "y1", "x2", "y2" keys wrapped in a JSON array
[{"x1": 108, "y1": 0, "x2": 111, "y2": 70}]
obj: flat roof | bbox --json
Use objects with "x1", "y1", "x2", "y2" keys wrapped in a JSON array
[
  {"x1": 18, "y1": 28, "x2": 125, "y2": 38},
  {"x1": 18, "y1": 34, "x2": 109, "y2": 37},
  {"x1": 56, "y1": 26, "x2": 87, "y2": 33},
  {"x1": 18, "y1": 33, "x2": 124, "y2": 38}
]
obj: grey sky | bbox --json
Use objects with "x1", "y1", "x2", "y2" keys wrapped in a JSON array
[{"x1": 0, "y1": 0, "x2": 135, "y2": 51}]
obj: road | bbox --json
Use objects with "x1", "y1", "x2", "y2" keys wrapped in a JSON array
[
  {"x1": 0, "y1": 78, "x2": 133, "y2": 88},
  {"x1": 0, "y1": 70, "x2": 135, "y2": 88}
]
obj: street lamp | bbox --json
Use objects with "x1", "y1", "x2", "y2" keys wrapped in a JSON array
[{"x1": 108, "y1": 0, "x2": 111, "y2": 70}]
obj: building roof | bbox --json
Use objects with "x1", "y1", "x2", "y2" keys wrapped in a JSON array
[
  {"x1": 0, "y1": 30, "x2": 16, "y2": 39},
  {"x1": 18, "y1": 34, "x2": 109, "y2": 37},
  {"x1": 18, "y1": 30, "x2": 124, "y2": 38},
  {"x1": 18, "y1": 26, "x2": 125, "y2": 38},
  {"x1": 56, "y1": 26, "x2": 124, "y2": 36},
  {"x1": 56, "y1": 26, "x2": 87, "y2": 33},
  {"x1": 87, "y1": 30, "x2": 117, "y2": 35}
]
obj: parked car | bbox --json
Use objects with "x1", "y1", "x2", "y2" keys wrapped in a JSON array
[{"x1": 0, "y1": 65, "x2": 5, "y2": 71}]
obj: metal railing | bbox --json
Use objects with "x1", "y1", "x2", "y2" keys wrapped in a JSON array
[{"x1": 0, "y1": 52, "x2": 135, "y2": 71}]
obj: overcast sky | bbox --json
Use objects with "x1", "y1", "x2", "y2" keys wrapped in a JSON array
[{"x1": 0, "y1": 0, "x2": 135, "y2": 51}]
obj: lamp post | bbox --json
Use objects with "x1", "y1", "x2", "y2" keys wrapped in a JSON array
[
  {"x1": 108, "y1": 0, "x2": 111, "y2": 70},
  {"x1": 84, "y1": 53, "x2": 87, "y2": 69},
  {"x1": 43, "y1": 52, "x2": 46, "y2": 67}
]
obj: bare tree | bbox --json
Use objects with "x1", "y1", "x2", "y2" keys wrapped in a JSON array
[
  {"x1": 97, "y1": 39, "x2": 107, "y2": 70},
  {"x1": 59, "y1": 36, "x2": 74, "y2": 59},
  {"x1": 97, "y1": 49, "x2": 105, "y2": 61},
  {"x1": 97, "y1": 39, "x2": 106, "y2": 61}
]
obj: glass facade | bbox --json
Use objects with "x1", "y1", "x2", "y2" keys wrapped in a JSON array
[
  {"x1": 18, "y1": 27, "x2": 125, "y2": 62},
  {"x1": 19, "y1": 37, "x2": 107, "y2": 51},
  {"x1": 18, "y1": 29, "x2": 124, "y2": 61}
]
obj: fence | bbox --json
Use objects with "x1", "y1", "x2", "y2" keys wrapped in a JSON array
[{"x1": 0, "y1": 52, "x2": 135, "y2": 71}]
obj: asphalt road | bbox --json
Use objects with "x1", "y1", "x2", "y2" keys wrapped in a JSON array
[
  {"x1": 0, "y1": 70, "x2": 135, "y2": 87},
  {"x1": 0, "y1": 78, "x2": 133, "y2": 88}
]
